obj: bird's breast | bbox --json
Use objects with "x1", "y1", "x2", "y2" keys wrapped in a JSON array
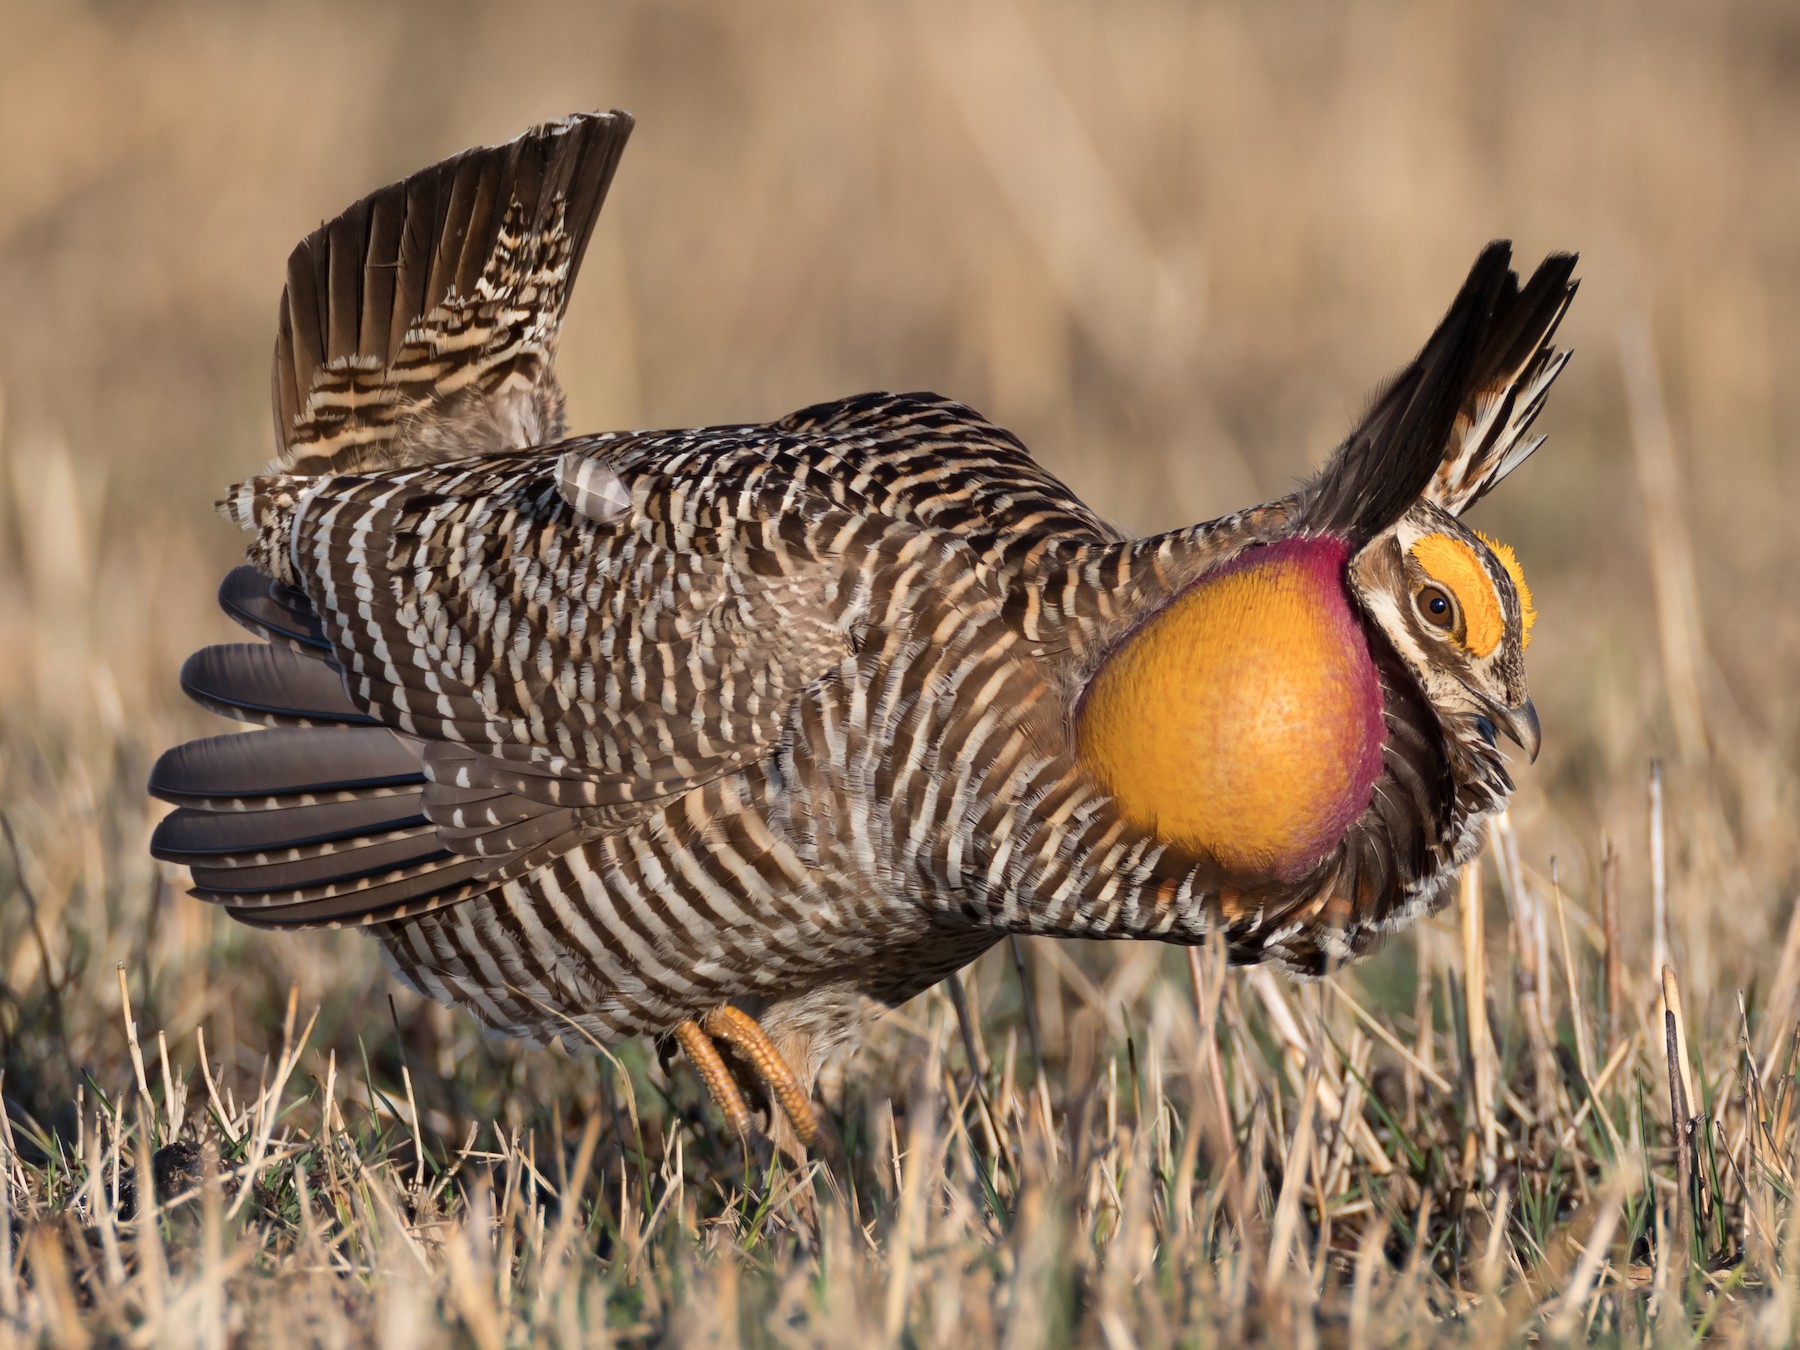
[{"x1": 1076, "y1": 535, "x2": 1385, "y2": 881}]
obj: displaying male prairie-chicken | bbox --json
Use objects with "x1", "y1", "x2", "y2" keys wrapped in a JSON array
[{"x1": 151, "y1": 111, "x2": 1572, "y2": 1150}]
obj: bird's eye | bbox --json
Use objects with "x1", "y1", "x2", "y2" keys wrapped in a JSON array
[{"x1": 1418, "y1": 585, "x2": 1456, "y2": 630}]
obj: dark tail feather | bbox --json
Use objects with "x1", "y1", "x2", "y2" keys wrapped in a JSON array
[{"x1": 272, "y1": 110, "x2": 634, "y2": 475}]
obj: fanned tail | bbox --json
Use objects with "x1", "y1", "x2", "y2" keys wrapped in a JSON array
[{"x1": 272, "y1": 110, "x2": 633, "y2": 476}]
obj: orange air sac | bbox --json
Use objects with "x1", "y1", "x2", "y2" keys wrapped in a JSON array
[{"x1": 1077, "y1": 536, "x2": 1385, "y2": 881}]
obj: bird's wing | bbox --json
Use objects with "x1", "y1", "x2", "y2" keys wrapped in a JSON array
[
  {"x1": 272, "y1": 111, "x2": 632, "y2": 475},
  {"x1": 156, "y1": 419, "x2": 982, "y2": 927}
]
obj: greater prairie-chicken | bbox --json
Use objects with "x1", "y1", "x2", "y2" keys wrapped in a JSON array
[{"x1": 150, "y1": 111, "x2": 1571, "y2": 1150}]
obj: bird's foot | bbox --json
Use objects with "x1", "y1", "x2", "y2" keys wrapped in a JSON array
[
  {"x1": 671, "y1": 1017, "x2": 755, "y2": 1139},
  {"x1": 674, "y1": 1005, "x2": 822, "y2": 1152}
]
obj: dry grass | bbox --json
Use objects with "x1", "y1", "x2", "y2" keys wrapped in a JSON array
[{"x1": 4, "y1": 0, "x2": 1800, "y2": 1343}]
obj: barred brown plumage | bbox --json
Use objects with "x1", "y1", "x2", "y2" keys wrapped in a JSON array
[{"x1": 149, "y1": 111, "x2": 1575, "y2": 1150}]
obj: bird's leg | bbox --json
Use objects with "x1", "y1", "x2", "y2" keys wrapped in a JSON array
[
  {"x1": 701, "y1": 1004, "x2": 821, "y2": 1150},
  {"x1": 672, "y1": 1019, "x2": 754, "y2": 1140}
]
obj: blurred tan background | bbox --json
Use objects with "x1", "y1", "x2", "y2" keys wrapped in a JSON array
[{"x1": 2, "y1": 0, "x2": 1798, "y2": 1032}]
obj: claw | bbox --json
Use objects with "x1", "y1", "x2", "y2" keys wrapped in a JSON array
[
  {"x1": 672, "y1": 1019, "x2": 754, "y2": 1140},
  {"x1": 700, "y1": 1004, "x2": 821, "y2": 1149},
  {"x1": 673, "y1": 1005, "x2": 821, "y2": 1150}
]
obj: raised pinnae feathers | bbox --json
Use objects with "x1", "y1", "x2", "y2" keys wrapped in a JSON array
[
  {"x1": 1298, "y1": 243, "x2": 1577, "y2": 540},
  {"x1": 1429, "y1": 252, "x2": 1578, "y2": 514},
  {"x1": 1298, "y1": 241, "x2": 1515, "y2": 543}
]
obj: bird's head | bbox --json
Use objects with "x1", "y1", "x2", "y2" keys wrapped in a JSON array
[
  {"x1": 1293, "y1": 243, "x2": 1572, "y2": 767},
  {"x1": 1349, "y1": 502, "x2": 1539, "y2": 761}
]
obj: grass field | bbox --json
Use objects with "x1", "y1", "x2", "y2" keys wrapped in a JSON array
[{"x1": 4, "y1": 1, "x2": 1800, "y2": 1343}]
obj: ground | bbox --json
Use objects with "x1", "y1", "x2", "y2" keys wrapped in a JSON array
[{"x1": 4, "y1": 1, "x2": 1800, "y2": 1342}]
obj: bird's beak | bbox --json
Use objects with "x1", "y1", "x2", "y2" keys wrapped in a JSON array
[{"x1": 1482, "y1": 695, "x2": 1541, "y2": 763}]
